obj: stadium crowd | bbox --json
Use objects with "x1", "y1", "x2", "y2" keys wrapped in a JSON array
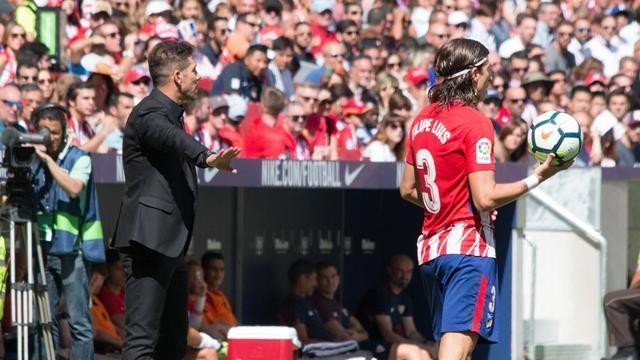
[
  {"x1": 2, "y1": 0, "x2": 640, "y2": 358},
  {"x1": 0, "y1": 0, "x2": 639, "y2": 165}
]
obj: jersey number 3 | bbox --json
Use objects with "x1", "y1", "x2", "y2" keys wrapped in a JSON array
[{"x1": 416, "y1": 149, "x2": 441, "y2": 214}]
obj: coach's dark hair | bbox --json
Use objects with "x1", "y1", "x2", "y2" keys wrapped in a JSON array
[
  {"x1": 428, "y1": 38, "x2": 489, "y2": 109},
  {"x1": 148, "y1": 40, "x2": 195, "y2": 87},
  {"x1": 288, "y1": 259, "x2": 316, "y2": 285},
  {"x1": 201, "y1": 251, "x2": 224, "y2": 269}
]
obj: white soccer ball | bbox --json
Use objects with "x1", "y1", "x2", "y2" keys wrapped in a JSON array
[{"x1": 527, "y1": 111, "x2": 583, "y2": 165}]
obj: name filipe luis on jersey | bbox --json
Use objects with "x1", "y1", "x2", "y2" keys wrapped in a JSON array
[{"x1": 411, "y1": 118, "x2": 452, "y2": 144}]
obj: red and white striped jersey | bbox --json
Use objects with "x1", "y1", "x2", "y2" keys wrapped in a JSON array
[{"x1": 406, "y1": 103, "x2": 496, "y2": 265}]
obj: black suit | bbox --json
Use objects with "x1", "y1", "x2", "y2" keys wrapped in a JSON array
[{"x1": 112, "y1": 89, "x2": 210, "y2": 359}]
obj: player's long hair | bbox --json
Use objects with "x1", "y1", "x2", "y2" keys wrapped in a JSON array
[{"x1": 428, "y1": 38, "x2": 490, "y2": 110}]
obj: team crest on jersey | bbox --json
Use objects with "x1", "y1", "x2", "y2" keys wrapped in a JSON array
[{"x1": 476, "y1": 138, "x2": 492, "y2": 164}]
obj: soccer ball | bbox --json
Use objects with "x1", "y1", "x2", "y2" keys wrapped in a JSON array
[{"x1": 527, "y1": 111, "x2": 583, "y2": 165}]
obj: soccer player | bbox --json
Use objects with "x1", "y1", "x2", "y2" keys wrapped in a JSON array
[{"x1": 400, "y1": 38, "x2": 572, "y2": 359}]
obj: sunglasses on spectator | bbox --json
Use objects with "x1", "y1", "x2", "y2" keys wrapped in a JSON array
[
  {"x1": 132, "y1": 78, "x2": 150, "y2": 86},
  {"x1": 291, "y1": 115, "x2": 307, "y2": 122},
  {"x1": 297, "y1": 32, "x2": 312, "y2": 37},
  {"x1": 493, "y1": 83, "x2": 505, "y2": 89},
  {"x1": 482, "y1": 99, "x2": 500, "y2": 106},
  {"x1": 509, "y1": 98, "x2": 525, "y2": 104},
  {"x1": 387, "y1": 122, "x2": 403, "y2": 130},
  {"x1": 20, "y1": 75, "x2": 38, "y2": 82},
  {"x1": 3, "y1": 100, "x2": 23, "y2": 109},
  {"x1": 10, "y1": 32, "x2": 26, "y2": 39},
  {"x1": 242, "y1": 20, "x2": 260, "y2": 28},
  {"x1": 387, "y1": 62, "x2": 400, "y2": 70},
  {"x1": 330, "y1": 52, "x2": 345, "y2": 59},
  {"x1": 39, "y1": 78, "x2": 53, "y2": 85},
  {"x1": 512, "y1": 67, "x2": 528, "y2": 73},
  {"x1": 319, "y1": 99, "x2": 332, "y2": 106},
  {"x1": 576, "y1": 27, "x2": 591, "y2": 34}
]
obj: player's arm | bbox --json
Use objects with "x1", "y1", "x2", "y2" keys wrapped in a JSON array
[
  {"x1": 323, "y1": 319, "x2": 351, "y2": 341},
  {"x1": 400, "y1": 163, "x2": 423, "y2": 208},
  {"x1": 347, "y1": 315, "x2": 369, "y2": 341},
  {"x1": 401, "y1": 316, "x2": 426, "y2": 343},
  {"x1": 468, "y1": 154, "x2": 572, "y2": 212},
  {"x1": 374, "y1": 314, "x2": 414, "y2": 344}
]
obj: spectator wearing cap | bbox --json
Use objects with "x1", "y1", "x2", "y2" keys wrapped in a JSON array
[
  {"x1": 615, "y1": 110, "x2": 640, "y2": 167},
  {"x1": 477, "y1": 89, "x2": 502, "y2": 130},
  {"x1": 194, "y1": 95, "x2": 232, "y2": 152},
  {"x1": 403, "y1": 67, "x2": 429, "y2": 112},
  {"x1": 123, "y1": 67, "x2": 151, "y2": 105},
  {"x1": 267, "y1": 37, "x2": 295, "y2": 99},
  {"x1": 244, "y1": 87, "x2": 289, "y2": 158},
  {"x1": 141, "y1": 0, "x2": 173, "y2": 38},
  {"x1": 499, "y1": 13, "x2": 536, "y2": 59},
  {"x1": 309, "y1": 0, "x2": 337, "y2": 57},
  {"x1": 212, "y1": 44, "x2": 268, "y2": 102},
  {"x1": 98, "y1": 92, "x2": 134, "y2": 153},
  {"x1": 545, "y1": 21, "x2": 576, "y2": 73},
  {"x1": 227, "y1": 12, "x2": 260, "y2": 61},
  {"x1": 19, "y1": 83, "x2": 42, "y2": 132},
  {"x1": 201, "y1": 16, "x2": 229, "y2": 68},
  {"x1": 336, "y1": 20, "x2": 359, "y2": 63},
  {"x1": 585, "y1": 15, "x2": 623, "y2": 77},
  {"x1": 218, "y1": 93, "x2": 247, "y2": 151},
  {"x1": 447, "y1": 11, "x2": 469, "y2": 40},
  {"x1": 584, "y1": 72, "x2": 608, "y2": 93},
  {"x1": 532, "y1": 2, "x2": 561, "y2": 48},
  {"x1": 335, "y1": 99, "x2": 367, "y2": 160},
  {"x1": 521, "y1": 71, "x2": 554, "y2": 124},
  {"x1": 591, "y1": 109, "x2": 619, "y2": 167},
  {"x1": 548, "y1": 70, "x2": 570, "y2": 110},
  {"x1": 281, "y1": 101, "x2": 312, "y2": 160},
  {"x1": 568, "y1": 18, "x2": 593, "y2": 66}
]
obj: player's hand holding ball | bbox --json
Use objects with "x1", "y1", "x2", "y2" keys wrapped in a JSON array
[{"x1": 527, "y1": 111, "x2": 580, "y2": 181}]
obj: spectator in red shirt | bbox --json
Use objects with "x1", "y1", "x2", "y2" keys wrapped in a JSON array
[
  {"x1": 244, "y1": 87, "x2": 288, "y2": 158},
  {"x1": 98, "y1": 249, "x2": 126, "y2": 337},
  {"x1": 335, "y1": 99, "x2": 367, "y2": 160},
  {"x1": 309, "y1": 0, "x2": 336, "y2": 57},
  {"x1": 282, "y1": 101, "x2": 312, "y2": 160},
  {"x1": 218, "y1": 93, "x2": 248, "y2": 152}
]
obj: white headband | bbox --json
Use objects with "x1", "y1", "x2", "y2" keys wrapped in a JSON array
[{"x1": 443, "y1": 57, "x2": 488, "y2": 80}]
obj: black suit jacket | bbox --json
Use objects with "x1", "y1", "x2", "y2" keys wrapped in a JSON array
[{"x1": 112, "y1": 89, "x2": 209, "y2": 257}]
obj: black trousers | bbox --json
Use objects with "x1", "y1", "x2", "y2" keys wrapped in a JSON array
[
  {"x1": 603, "y1": 288, "x2": 640, "y2": 347},
  {"x1": 121, "y1": 244, "x2": 189, "y2": 360}
]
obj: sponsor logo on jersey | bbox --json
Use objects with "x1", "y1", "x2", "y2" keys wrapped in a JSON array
[{"x1": 476, "y1": 138, "x2": 492, "y2": 164}]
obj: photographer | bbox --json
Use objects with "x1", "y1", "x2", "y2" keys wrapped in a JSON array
[{"x1": 31, "y1": 104, "x2": 105, "y2": 358}]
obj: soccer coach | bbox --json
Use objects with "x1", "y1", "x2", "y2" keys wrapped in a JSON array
[{"x1": 112, "y1": 40, "x2": 240, "y2": 359}]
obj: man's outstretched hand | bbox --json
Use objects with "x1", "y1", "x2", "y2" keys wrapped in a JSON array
[{"x1": 205, "y1": 147, "x2": 242, "y2": 173}]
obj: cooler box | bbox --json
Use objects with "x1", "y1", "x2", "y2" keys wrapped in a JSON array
[{"x1": 227, "y1": 326, "x2": 301, "y2": 360}]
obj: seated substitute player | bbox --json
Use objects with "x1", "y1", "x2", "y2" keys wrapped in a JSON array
[
  {"x1": 400, "y1": 38, "x2": 572, "y2": 359},
  {"x1": 358, "y1": 254, "x2": 434, "y2": 360}
]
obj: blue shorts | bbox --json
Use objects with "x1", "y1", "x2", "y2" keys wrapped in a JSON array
[{"x1": 420, "y1": 254, "x2": 499, "y2": 343}]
